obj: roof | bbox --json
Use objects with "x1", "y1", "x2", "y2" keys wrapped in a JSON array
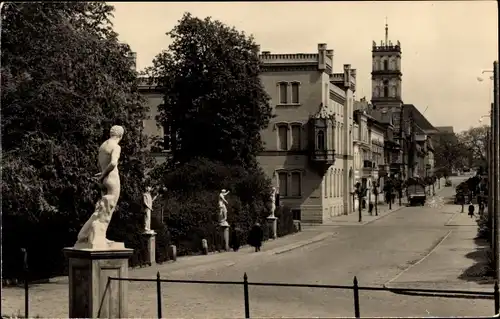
[
  {"x1": 402, "y1": 104, "x2": 437, "y2": 133},
  {"x1": 435, "y1": 126, "x2": 455, "y2": 134},
  {"x1": 312, "y1": 103, "x2": 335, "y2": 120}
]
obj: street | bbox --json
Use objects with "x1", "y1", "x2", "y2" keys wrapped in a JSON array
[{"x1": 1, "y1": 183, "x2": 494, "y2": 318}]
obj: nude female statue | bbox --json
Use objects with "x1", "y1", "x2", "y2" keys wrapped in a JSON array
[
  {"x1": 218, "y1": 189, "x2": 230, "y2": 226},
  {"x1": 75, "y1": 125, "x2": 124, "y2": 249}
]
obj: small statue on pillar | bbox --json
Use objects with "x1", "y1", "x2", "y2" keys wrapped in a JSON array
[
  {"x1": 143, "y1": 186, "x2": 161, "y2": 234},
  {"x1": 218, "y1": 189, "x2": 230, "y2": 227},
  {"x1": 268, "y1": 187, "x2": 278, "y2": 218}
]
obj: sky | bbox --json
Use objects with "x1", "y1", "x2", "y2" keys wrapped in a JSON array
[{"x1": 111, "y1": 1, "x2": 498, "y2": 133}]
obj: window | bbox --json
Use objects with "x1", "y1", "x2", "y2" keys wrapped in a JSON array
[
  {"x1": 291, "y1": 82, "x2": 300, "y2": 104},
  {"x1": 279, "y1": 82, "x2": 288, "y2": 104},
  {"x1": 317, "y1": 130, "x2": 325, "y2": 150},
  {"x1": 278, "y1": 125, "x2": 288, "y2": 150},
  {"x1": 291, "y1": 172, "x2": 301, "y2": 196},
  {"x1": 291, "y1": 125, "x2": 301, "y2": 150},
  {"x1": 384, "y1": 60, "x2": 389, "y2": 70},
  {"x1": 278, "y1": 172, "x2": 288, "y2": 196}
]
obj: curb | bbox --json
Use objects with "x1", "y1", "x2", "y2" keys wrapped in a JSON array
[
  {"x1": 272, "y1": 232, "x2": 335, "y2": 255},
  {"x1": 383, "y1": 281, "x2": 495, "y2": 294},
  {"x1": 363, "y1": 204, "x2": 405, "y2": 225},
  {"x1": 384, "y1": 230, "x2": 453, "y2": 286}
]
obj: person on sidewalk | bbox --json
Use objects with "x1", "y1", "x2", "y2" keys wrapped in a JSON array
[
  {"x1": 230, "y1": 224, "x2": 241, "y2": 252},
  {"x1": 248, "y1": 222, "x2": 264, "y2": 252},
  {"x1": 468, "y1": 204, "x2": 475, "y2": 218}
]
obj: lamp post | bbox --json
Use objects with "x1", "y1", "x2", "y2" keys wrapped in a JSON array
[{"x1": 483, "y1": 64, "x2": 500, "y2": 281}]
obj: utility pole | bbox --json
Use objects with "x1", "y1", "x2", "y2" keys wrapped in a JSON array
[{"x1": 493, "y1": 61, "x2": 499, "y2": 281}]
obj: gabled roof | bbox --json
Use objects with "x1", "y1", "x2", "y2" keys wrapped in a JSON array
[{"x1": 403, "y1": 104, "x2": 437, "y2": 134}]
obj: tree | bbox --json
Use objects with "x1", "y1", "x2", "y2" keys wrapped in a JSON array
[
  {"x1": 433, "y1": 131, "x2": 467, "y2": 172},
  {"x1": 457, "y1": 125, "x2": 489, "y2": 169},
  {"x1": 146, "y1": 13, "x2": 273, "y2": 168},
  {"x1": 1, "y1": 3, "x2": 154, "y2": 279}
]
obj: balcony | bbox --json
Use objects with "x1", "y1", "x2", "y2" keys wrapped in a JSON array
[
  {"x1": 311, "y1": 149, "x2": 335, "y2": 164},
  {"x1": 363, "y1": 160, "x2": 376, "y2": 169},
  {"x1": 308, "y1": 111, "x2": 336, "y2": 172},
  {"x1": 371, "y1": 70, "x2": 402, "y2": 76}
]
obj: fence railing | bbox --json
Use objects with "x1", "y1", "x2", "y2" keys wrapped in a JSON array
[{"x1": 105, "y1": 272, "x2": 500, "y2": 318}]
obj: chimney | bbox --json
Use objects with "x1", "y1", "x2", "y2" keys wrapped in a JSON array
[{"x1": 318, "y1": 43, "x2": 327, "y2": 71}]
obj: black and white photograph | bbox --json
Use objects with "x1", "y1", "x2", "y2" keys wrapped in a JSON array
[{"x1": 1, "y1": 1, "x2": 499, "y2": 318}]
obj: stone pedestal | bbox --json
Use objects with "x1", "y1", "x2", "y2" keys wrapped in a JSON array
[
  {"x1": 220, "y1": 225, "x2": 230, "y2": 251},
  {"x1": 267, "y1": 216, "x2": 278, "y2": 239},
  {"x1": 63, "y1": 247, "x2": 133, "y2": 319},
  {"x1": 168, "y1": 244, "x2": 177, "y2": 261},
  {"x1": 142, "y1": 231, "x2": 156, "y2": 266}
]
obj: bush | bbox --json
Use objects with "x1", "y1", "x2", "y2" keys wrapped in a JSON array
[
  {"x1": 152, "y1": 157, "x2": 273, "y2": 256},
  {"x1": 476, "y1": 213, "x2": 491, "y2": 240},
  {"x1": 276, "y1": 206, "x2": 299, "y2": 237}
]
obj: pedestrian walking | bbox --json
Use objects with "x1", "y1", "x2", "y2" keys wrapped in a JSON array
[
  {"x1": 468, "y1": 204, "x2": 475, "y2": 218},
  {"x1": 230, "y1": 224, "x2": 241, "y2": 252},
  {"x1": 248, "y1": 222, "x2": 264, "y2": 252}
]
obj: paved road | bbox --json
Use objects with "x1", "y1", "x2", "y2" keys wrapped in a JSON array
[{"x1": 3, "y1": 179, "x2": 493, "y2": 318}]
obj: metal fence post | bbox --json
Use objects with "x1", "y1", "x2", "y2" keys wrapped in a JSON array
[
  {"x1": 353, "y1": 276, "x2": 360, "y2": 318},
  {"x1": 243, "y1": 273, "x2": 250, "y2": 318},
  {"x1": 495, "y1": 280, "x2": 499, "y2": 315},
  {"x1": 157, "y1": 271, "x2": 163, "y2": 319},
  {"x1": 21, "y1": 248, "x2": 29, "y2": 319}
]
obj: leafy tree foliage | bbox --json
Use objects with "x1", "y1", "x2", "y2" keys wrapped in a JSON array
[
  {"x1": 146, "y1": 13, "x2": 273, "y2": 169},
  {"x1": 1, "y1": 3, "x2": 154, "y2": 279},
  {"x1": 434, "y1": 130, "x2": 468, "y2": 172},
  {"x1": 456, "y1": 125, "x2": 489, "y2": 169}
]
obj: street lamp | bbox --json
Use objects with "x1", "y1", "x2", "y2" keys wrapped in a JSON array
[{"x1": 479, "y1": 113, "x2": 491, "y2": 124}]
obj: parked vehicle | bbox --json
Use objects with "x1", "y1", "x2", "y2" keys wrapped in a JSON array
[
  {"x1": 406, "y1": 178, "x2": 426, "y2": 206},
  {"x1": 445, "y1": 179, "x2": 452, "y2": 187}
]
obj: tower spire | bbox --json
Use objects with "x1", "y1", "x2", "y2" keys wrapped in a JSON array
[{"x1": 385, "y1": 17, "x2": 389, "y2": 46}]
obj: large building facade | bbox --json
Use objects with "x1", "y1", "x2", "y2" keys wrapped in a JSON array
[{"x1": 257, "y1": 43, "x2": 355, "y2": 223}]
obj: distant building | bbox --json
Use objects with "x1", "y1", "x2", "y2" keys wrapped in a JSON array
[
  {"x1": 353, "y1": 98, "x2": 392, "y2": 209},
  {"x1": 370, "y1": 23, "x2": 406, "y2": 178},
  {"x1": 370, "y1": 24, "x2": 437, "y2": 179},
  {"x1": 258, "y1": 44, "x2": 355, "y2": 223}
]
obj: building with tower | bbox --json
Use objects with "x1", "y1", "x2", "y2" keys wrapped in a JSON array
[{"x1": 370, "y1": 22, "x2": 436, "y2": 179}]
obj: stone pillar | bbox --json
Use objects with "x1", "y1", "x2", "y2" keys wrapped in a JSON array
[
  {"x1": 220, "y1": 225, "x2": 230, "y2": 251},
  {"x1": 267, "y1": 216, "x2": 278, "y2": 239},
  {"x1": 63, "y1": 247, "x2": 133, "y2": 318},
  {"x1": 142, "y1": 231, "x2": 156, "y2": 266},
  {"x1": 168, "y1": 244, "x2": 177, "y2": 261}
]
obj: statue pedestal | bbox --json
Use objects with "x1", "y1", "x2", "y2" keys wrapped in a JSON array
[
  {"x1": 63, "y1": 246, "x2": 133, "y2": 318},
  {"x1": 267, "y1": 216, "x2": 278, "y2": 239},
  {"x1": 142, "y1": 231, "x2": 157, "y2": 266},
  {"x1": 219, "y1": 225, "x2": 230, "y2": 251}
]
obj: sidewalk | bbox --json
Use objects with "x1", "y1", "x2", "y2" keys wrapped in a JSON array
[
  {"x1": 385, "y1": 212, "x2": 494, "y2": 292},
  {"x1": 324, "y1": 201, "x2": 406, "y2": 226},
  {"x1": 40, "y1": 227, "x2": 336, "y2": 284}
]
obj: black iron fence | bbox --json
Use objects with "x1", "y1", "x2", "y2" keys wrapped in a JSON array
[{"x1": 105, "y1": 272, "x2": 500, "y2": 318}]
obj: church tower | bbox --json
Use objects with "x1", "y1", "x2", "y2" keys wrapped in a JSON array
[{"x1": 371, "y1": 21, "x2": 402, "y2": 113}]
